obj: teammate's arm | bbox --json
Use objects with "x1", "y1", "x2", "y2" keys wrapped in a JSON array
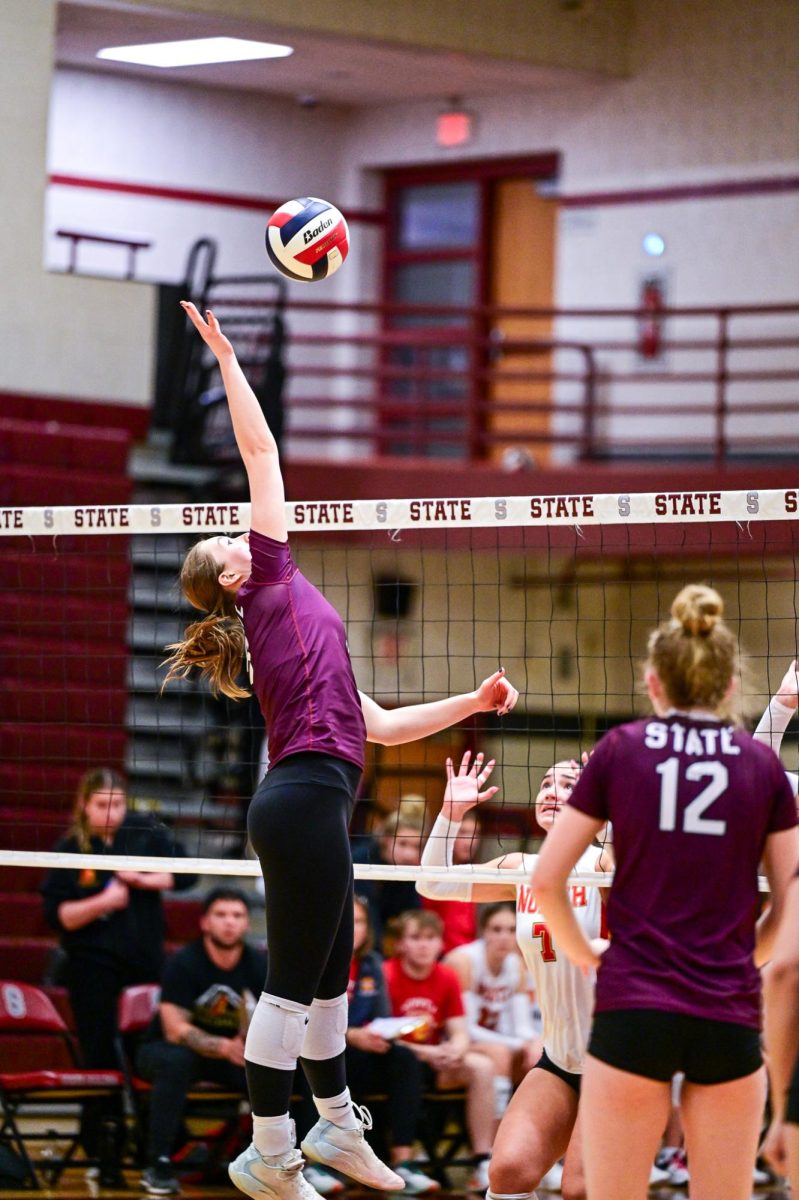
[
  {"x1": 180, "y1": 302, "x2": 286, "y2": 542},
  {"x1": 359, "y1": 669, "x2": 518, "y2": 746},
  {"x1": 529, "y1": 804, "x2": 606, "y2": 971}
]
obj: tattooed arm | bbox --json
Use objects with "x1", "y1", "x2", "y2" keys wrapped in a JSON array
[{"x1": 160, "y1": 1002, "x2": 245, "y2": 1064}]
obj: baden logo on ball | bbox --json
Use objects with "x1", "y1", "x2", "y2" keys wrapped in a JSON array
[{"x1": 265, "y1": 196, "x2": 349, "y2": 282}]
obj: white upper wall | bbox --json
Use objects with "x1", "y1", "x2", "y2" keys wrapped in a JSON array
[{"x1": 30, "y1": 0, "x2": 799, "y2": 404}]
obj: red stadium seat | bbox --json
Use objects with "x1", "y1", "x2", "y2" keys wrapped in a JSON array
[
  {"x1": 0, "y1": 417, "x2": 130, "y2": 472},
  {"x1": 0, "y1": 809, "x2": 72, "y2": 853},
  {"x1": 0, "y1": 939, "x2": 59, "y2": 984},
  {"x1": 0, "y1": 680, "x2": 127, "y2": 725},
  {"x1": 0, "y1": 867, "x2": 47, "y2": 895},
  {"x1": 0, "y1": 549, "x2": 129, "y2": 593},
  {"x1": 163, "y1": 899, "x2": 204, "y2": 943},
  {"x1": 0, "y1": 893, "x2": 51, "y2": 938},
  {"x1": 0, "y1": 594, "x2": 129, "y2": 643},
  {"x1": 0, "y1": 464, "x2": 131, "y2": 507},
  {"x1": 0, "y1": 724, "x2": 127, "y2": 768},
  {"x1": 0, "y1": 763, "x2": 86, "y2": 813},
  {"x1": 0, "y1": 636, "x2": 127, "y2": 686},
  {"x1": 0, "y1": 980, "x2": 123, "y2": 1186}
]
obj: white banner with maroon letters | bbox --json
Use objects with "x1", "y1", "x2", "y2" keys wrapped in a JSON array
[{"x1": 1, "y1": 488, "x2": 797, "y2": 536}]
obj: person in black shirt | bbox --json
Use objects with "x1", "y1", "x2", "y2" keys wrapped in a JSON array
[
  {"x1": 40, "y1": 767, "x2": 197, "y2": 1179},
  {"x1": 137, "y1": 887, "x2": 267, "y2": 1195},
  {"x1": 41, "y1": 767, "x2": 197, "y2": 1068}
]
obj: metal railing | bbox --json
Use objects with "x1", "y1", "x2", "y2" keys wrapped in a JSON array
[{"x1": 173, "y1": 255, "x2": 799, "y2": 466}]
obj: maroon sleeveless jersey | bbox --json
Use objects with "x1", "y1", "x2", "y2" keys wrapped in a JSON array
[
  {"x1": 236, "y1": 530, "x2": 366, "y2": 770},
  {"x1": 569, "y1": 715, "x2": 796, "y2": 1027}
]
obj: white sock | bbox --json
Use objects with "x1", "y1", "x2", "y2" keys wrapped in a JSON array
[
  {"x1": 486, "y1": 1191, "x2": 537, "y2": 1200},
  {"x1": 253, "y1": 1113, "x2": 293, "y2": 1158},
  {"x1": 314, "y1": 1086, "x2": 359, "y2": 1130}
]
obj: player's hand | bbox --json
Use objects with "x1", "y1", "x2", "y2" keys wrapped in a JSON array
[
  {"x1": 436, "y1": 1042, "x2": 464, "y2": 1070},
  {"x1": 474, "y1": 668, "x2": 519, "y2": 716},
  {"x1": 442, "y1": 751, "x2": 498, "y2": 820},
  {"x1": 180, "y1": 301, "x2": 235, "y2": 362},
  {"x1": 103, "y1": 878, "x2": 129, "y2": 912},
  {"x1": 775, "y1": 659, "x2": 799, "y2": 711},
  {"x1": 349, "y1": 1027, "x2": 390, "y2": 1054},
  {"x1": 222, "y1": 1034, "x2": 246, "y2": 1067},
  {"x1": 116, "y1": 870, "x2": 149, "y2": 887}
]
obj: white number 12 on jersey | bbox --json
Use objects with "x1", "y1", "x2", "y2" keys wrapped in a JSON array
[{"x1": 656, "y1": 758, "x2": 728, "y2": 836}]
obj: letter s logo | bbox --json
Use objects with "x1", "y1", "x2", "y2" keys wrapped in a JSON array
[
  {"x1": 618, "y1": 494, "x2": 630, "y2": 517},
  {"x1": 746, "y1": 491, "x2": 759, "y2": 515},
  {"x1": 495, "y1": 499, "x2": 507, "y2": 521},
  {"x1": 150, "y1": 507, "x2": 161, "y2": 528},
  {"x1": 44, "y1": 508, "x2": 54, "y2": 529},
  {"x1": 376, "y1": 502, "x2": 388, "y2": 524}
]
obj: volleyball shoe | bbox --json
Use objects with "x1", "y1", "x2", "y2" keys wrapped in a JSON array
[
  {"x1": 301, "y1": 1107, "x2": 404, "y2": 1190},
  {"x1": 229, "y1": 1144, "x2": 324, "y2": 1200}
]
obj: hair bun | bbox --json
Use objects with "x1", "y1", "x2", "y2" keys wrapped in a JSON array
[{"x1": 671, "y1": 584, "x2": 723, "y2": 636}]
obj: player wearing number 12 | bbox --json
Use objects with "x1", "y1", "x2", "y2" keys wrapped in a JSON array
[{"x1": 532, "y1": 584, "x2": 799, "y2": 1200}]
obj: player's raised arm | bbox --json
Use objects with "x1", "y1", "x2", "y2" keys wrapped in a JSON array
[{"x1": 180, "y1": 301, "x2": 287, "y2": 542}]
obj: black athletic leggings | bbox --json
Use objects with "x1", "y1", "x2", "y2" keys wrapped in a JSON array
[{"x1": 247, "y1": 751, "x2": 361, "y2": 1006}]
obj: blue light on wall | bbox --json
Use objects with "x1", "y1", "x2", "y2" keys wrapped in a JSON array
[{"x1": 642, "y1": 233, "x2": 666, "y2": 257}]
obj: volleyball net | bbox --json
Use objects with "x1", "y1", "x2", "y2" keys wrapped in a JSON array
[{"x1": 1, "y1": 486, "x2": 797, "y2": 884}]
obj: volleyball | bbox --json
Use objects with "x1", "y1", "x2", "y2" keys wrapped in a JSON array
[{"x1": 265, "y1": 196, "x2": 349, "y2": 282}]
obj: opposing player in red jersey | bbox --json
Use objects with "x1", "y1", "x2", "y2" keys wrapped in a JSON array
[{"x1": 532, "y1": 584, "x2": 799, "y2": 1200}]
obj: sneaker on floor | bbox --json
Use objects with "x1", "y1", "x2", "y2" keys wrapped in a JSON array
[
  {"x1": 655, "y1": 1149, "x2": 689, "y2": 1187},
  {"x1": 229, "y1": 1144, "x2": 323, "y2": 1200},
  {"x1": 303, "y1": 1166, "x2": 346, "y2": 1195},
  {"x1": 540, "y1": 1161, "x2": 563, "y2": 1191},
  {"x1": 300, "y1": 1108, "x2": 404, "y2": 1191},
  {"x1": 141, "y1": 1158, "x2": 180, "y2": 1196},
  {"x1": 394, "y1": 1164, "x2": 441, "y2": 1195},
  {"x1": 648, "y1": 1163, "x2": 670, "y2": 1186},
  {"x1": 467, "y1": 1159, "x2": 491, "y2": 1193},
  {"x1": 752, "y1": 1162, "x2": 772, "y2": 1187}
]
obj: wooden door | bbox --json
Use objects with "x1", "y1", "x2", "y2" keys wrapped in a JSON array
[{"x1": 489, "y1": 179, "x2": 557, "y2": 466}]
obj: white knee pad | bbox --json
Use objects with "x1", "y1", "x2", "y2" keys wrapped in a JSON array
[
  {"x1": 245, "y1": 992, "x2": 310, "y2": 1071},
  {"x1": 300, "y1": 993, "x2": 348, "y2": 1061}
]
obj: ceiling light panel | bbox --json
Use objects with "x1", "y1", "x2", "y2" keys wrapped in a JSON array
[{"x1": 97, "y1": 37, "x2": 294, "y2": 68}]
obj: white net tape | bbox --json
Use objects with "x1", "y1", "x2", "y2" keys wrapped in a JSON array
[{"x1": 0, "y1": 486, "x2": 795, "y2": 537}]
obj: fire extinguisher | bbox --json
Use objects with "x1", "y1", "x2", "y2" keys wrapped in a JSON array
[{"x1": 638, "y1": 277, "x2": 665, "y2": 360}]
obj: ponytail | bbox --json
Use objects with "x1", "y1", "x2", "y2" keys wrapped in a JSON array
[
  {"x1": 647, "y1": 584, "x2": 739, "y2": 716},
  {"x1": 161, "y1": 538, "x2": 250, "y2": 701}
]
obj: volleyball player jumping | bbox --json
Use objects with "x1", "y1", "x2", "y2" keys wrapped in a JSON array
[
  {"x1": 164, "y1": 302, "x2": 518, "y2": 1200},
  {"x1": 532, "y1": 584, "x2": 799, "y2": 1200},
  {"x1": 417, "y1": 752, "x2": 611, "y2": 1200}
]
